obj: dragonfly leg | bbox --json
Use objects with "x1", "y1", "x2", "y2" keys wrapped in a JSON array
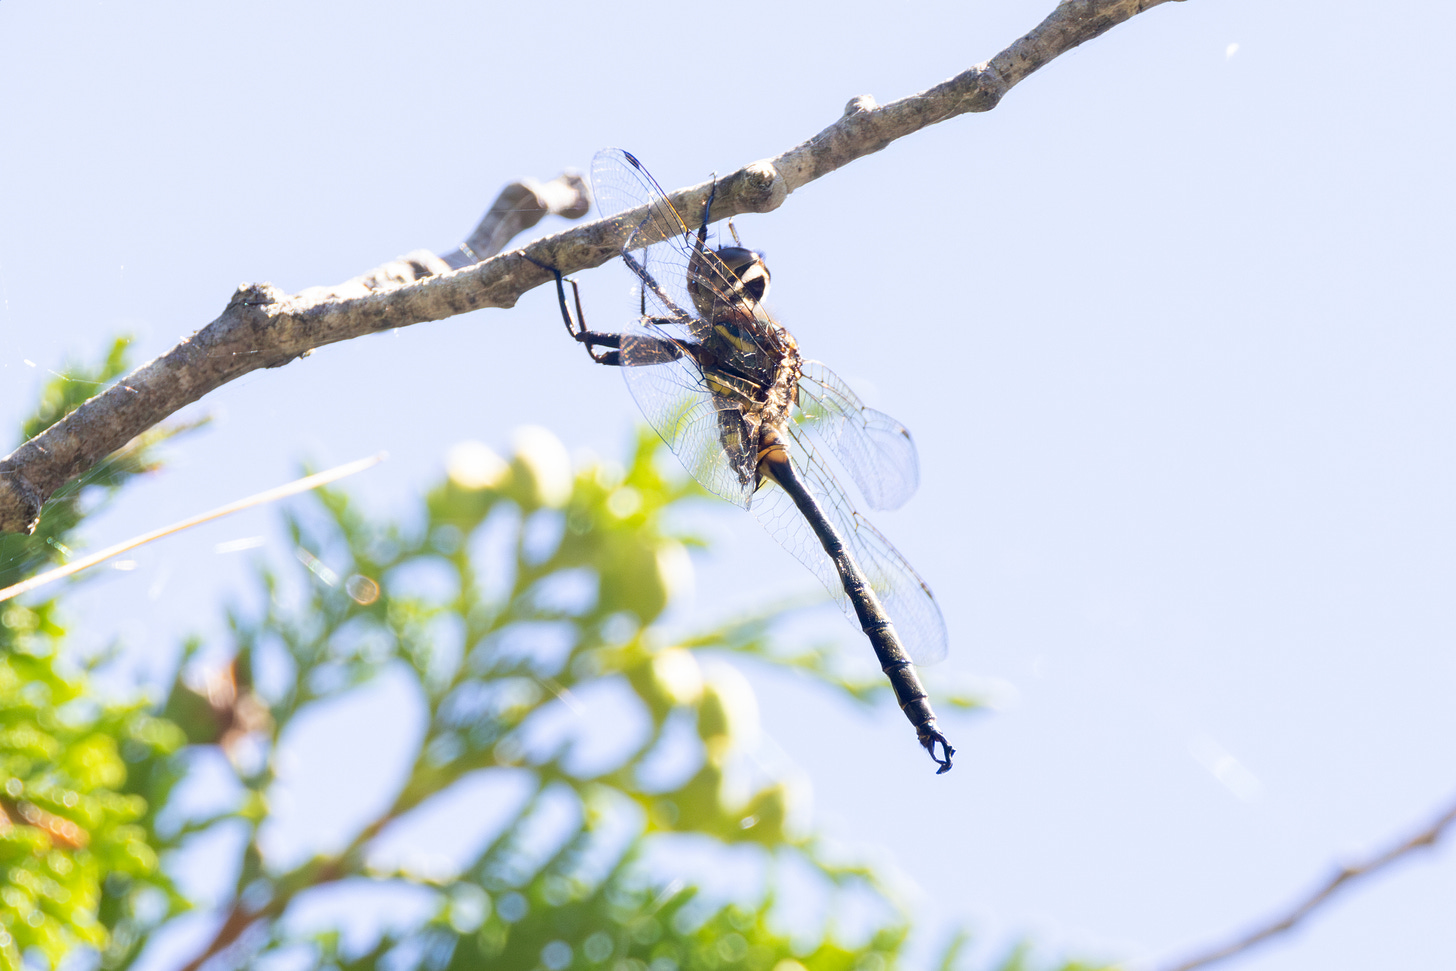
[
  {"x1": 525, "y1": 255, "x2": 623, "y2": 366},
  {"x1": 697, "y1": 176, "x2": 719, "y2": 242}
]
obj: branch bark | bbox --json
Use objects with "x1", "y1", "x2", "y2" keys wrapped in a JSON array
[
  {"x1": 0, "y1": 0, "x2": 1183, "y2": 535},
  {"x1": 1155, "y1": 789, "x2": 1456, "y2": 971}
]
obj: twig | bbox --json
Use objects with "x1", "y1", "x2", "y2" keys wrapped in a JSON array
[
  {"x1": 175, "y1": 897, "x2": 268, "y2": 971},
  {"x1": 0, "y1": 0, "x2": 1184, "y2": 536},
  {"x1": 0, "y1": 453, "x2": 386, "y2": 604},
  {"x1": 1155, "y1": 790, "x2": 1456, "y2": 971},
  {"x1": 174, "y1": 800, "x2": 402, "y2": 971},
  {"x1": 441, "y1": 173, "x2": 590, "y2": 269}
]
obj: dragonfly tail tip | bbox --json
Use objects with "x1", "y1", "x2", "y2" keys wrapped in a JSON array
[{"x1": 923, "y1": 730, "x2": 955, "y2": 774}]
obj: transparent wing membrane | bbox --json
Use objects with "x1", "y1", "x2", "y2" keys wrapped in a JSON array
[
  {"x1": 592, "y1": 148, "x2": 754, "y2": 343},
  {"x1": 749, "y1": 430, "x2": 948, "y2": 666},
  {"x1": 794, "y1": 360, "x2": 919, "y2": 512}
]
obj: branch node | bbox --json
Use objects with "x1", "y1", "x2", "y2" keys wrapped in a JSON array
[
  {"x1": 228, "y1": 283, "x2": 285, "y2": 310},
  {"x1": 729, "y1": 160, "x2": 788, "y2": 215}
]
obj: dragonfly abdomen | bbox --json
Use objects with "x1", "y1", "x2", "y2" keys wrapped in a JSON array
[{"x1": 757, "y1": 430, "x2": 954, "y2": 773}]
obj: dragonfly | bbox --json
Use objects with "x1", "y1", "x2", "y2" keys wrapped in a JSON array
[{"x1": 538, "y1": 148, "x2": 953, "y2": 773}]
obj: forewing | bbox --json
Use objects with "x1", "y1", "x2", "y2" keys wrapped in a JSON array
[
  {"x1": 749, "y1": 429, "x2": 948, "y2": 665},
  {"x1": 794, "y1": 360, "x2": 919, "y2": 511},
  {"x1": 591, "y1": 150, "x2": 742, "y2": 339}
]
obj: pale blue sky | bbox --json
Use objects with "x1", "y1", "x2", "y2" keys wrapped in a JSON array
[{"x1": 2, "y1": 2, "x2": 1454, "y2": 969}]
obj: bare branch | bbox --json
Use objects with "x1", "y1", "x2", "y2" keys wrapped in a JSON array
[
  {"x1": 1155, "y1": 789, "x2": 1456, "y2": 971},
  {"x1": 174, "y1": 781, "x2": 410, "y2": 971},
  {"x1": 0, "y1": 0, "x2": 1184, "y2": 535},
  {"x1": 175, "y1": 898, "x2": 269, "y2": 971}
]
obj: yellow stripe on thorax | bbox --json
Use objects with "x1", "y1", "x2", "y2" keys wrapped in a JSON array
[{"x1": 713, "y1": 321, "x2": 759, "y2": 356}]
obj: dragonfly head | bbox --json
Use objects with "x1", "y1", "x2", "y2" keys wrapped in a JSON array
[{"x1": 714, "y1": 245, "x2": 771, "y2": 304}]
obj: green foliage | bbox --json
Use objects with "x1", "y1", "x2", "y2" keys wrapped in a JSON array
[
  {"x1": 1, "y1": 338, "x2": 194, "y2": 971},
  {"x1": 335, "y1": 887, "x2": 909, "y2": 971},
  {"x1": 0, "y1": 653, "x2": 186, "y2": 971}
]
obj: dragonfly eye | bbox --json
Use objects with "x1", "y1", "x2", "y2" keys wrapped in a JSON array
[
  {"x1": 716, "y1": 246, "x2": 770, "y2": 303},
  {"x1": 737, "y1": 265, "x2": 769, "y2": 303},
  {"x1": 716, "y1": 246, "x2": 761, "y2": 272}
]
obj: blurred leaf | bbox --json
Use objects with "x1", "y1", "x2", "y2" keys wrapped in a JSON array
[{"x1": 0, "y1": 656, "x2": 187, "y2": 971}]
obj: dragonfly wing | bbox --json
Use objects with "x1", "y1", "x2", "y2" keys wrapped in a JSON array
[
  {"x1": 794, "y1": 360, "x2": 919, "y2": 511},
  {"x1": 592, "y1": 147, "x2": 696, "y2": 256},
  {"x1": 750, "y1": 429, "x2": 949, "y2": 665},
  {"x1": 619, "y1": 324, "x2": 758, "y2": 508},
  {"x1": 593, "y1": 149, "x2": 775, "y2": 344},
  {"x1": 593, "y1": 148, "x2": 709, "y2": 341},
  {"x1": 841, "y1": 509, "x2": 949, "y2": 666}
]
